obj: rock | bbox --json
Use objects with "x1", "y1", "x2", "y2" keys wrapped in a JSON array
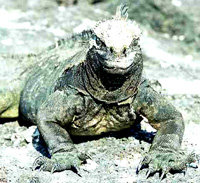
[
  {"x1": 0, "y1": 167, "x2": 7, "y2": 183},
  {"x1": 21, "y1": 126, "x2": 37, "y2": 144},
  {"x1": 188, "y1": 163, "x2": 198, "y2": 169},
  {"x1": 82, "y1": 159, "x2": 99, "y2": 172},
  {"x1": 106, "y1": 0, "x2": 199, "y2": 50},
  {"x1": 17, "y1": 174, "x2": 40, "y2": 183},
  {"x1": 114, "y1": 159, "x2": 130, "y2": 168}
]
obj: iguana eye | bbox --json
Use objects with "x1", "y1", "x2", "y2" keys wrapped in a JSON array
[
  {"x1": 92, "y1": 34, "x2": 98, "y2": 41},
  {"x1": 96, "y1": 37, "x2": 102, "y2": 46},
  {"x1": 92, "y1": 35, "x2": 105, "y2": 48},
  {"x1": 131, "y1": 39, "x2": 138, "y2": 47}
]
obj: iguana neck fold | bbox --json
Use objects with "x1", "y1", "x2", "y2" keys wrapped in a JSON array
[{"x1": 81, "y1": 53, "x2": 143, "y2": 104}]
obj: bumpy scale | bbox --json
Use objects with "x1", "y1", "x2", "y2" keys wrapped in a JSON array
[{"x1": 0, "y1": 4, "x2": 194, "y2": 178}]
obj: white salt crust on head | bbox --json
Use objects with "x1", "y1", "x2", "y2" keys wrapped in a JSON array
[{"x1": 93, "y1": 19, "x2": 141, "y2": 53}]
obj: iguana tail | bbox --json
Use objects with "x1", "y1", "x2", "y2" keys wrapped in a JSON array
[
  {"x1": 0, "y1": 89, "x2": 20, "y2": 118},
  {"x1": 0, "y1": 53, "x2": 37, "y2": 119}
]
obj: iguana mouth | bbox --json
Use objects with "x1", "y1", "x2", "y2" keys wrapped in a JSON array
[
  {"x1": 100, "y1": 54, "x2": 136, "y2": 74},
  {"x1": 102, "y1": 61, "x2": 134, "y2": 75},
  {"x1": 103, "y1": 59, "x2": 133, "y2": 69}
]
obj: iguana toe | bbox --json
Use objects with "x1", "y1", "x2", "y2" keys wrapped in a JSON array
[
  {"x1": 138, "y1": 150, "x2": 196, "y2": 179},
  {"x1": 33, "y1": 152, "x2": 88, "y2": 173}
]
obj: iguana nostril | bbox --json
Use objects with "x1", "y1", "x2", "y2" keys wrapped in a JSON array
[
  {"x1": 110, "y1": 47, "x2": 114, "y2": 53},
  {"x1": 122, "y1": 48, "x2": 126, "y2": 55}
]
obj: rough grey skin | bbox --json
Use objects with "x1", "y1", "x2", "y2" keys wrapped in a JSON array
[
  {"x1": 1, "y1": 5, "x2": 194, "y2": 178},
  {"x1": 0, "y1": 54, "x2": 37, "y2": 118}
]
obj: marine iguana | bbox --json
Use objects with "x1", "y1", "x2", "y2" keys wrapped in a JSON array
[{"x1": 0, "y1": 5, "x2": 194, "y2": 178}]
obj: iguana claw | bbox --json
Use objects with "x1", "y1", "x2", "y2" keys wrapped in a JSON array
[
  {"x1": 33, "y1": 152, "x2": 88, "y2": 173},
  {"x1": 137, "y1": 150, "x2": 196, "y2": 181},
  {"x1": 146, "y1": 169, "x2": 153, "y2": 179},
  {"x1": 32, "y1": 156, "x2": 47, "y2": 170}
]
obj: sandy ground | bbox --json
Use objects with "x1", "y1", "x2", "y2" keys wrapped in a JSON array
[{"x1": 0, "y1": 0, "x2": 200, "y2": 182}]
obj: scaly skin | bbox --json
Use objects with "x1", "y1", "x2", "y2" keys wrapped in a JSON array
[
  {"x1": 0, "y1": 54, "x2": 37, "y2": 118},
  {"x1": 133, "y1": 80, "x2": 194, "y2": 177},
  {"x1": 1, "y1": 5, "x2": 194, "y2": 179},
  {"x1": 0, "y1": 31, "x2": 91, "y2": 118}
]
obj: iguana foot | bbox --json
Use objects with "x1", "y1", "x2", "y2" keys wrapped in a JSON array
[
  {"x1": 137, "y1": 150, "x2": 196, "y2": 180},
  {"x1": 33, "y1": 151, "x2": 88, "y2": 173}
]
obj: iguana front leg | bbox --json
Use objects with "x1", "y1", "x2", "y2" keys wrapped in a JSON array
[
  {"x1": 134, "y1": 80, "x2": 195, "y2": 177},
  {"x1": 33, "y1": 89, "x2": 88, "y2": 172}
]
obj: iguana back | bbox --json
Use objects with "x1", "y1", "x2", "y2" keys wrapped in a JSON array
[{"x1": 0, "y1": 31, "x2": 91, "y2": 118}]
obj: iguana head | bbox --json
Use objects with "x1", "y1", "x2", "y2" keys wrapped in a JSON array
[{"x1": 87, "y1": 4, "x2": 142, "y2": 75}]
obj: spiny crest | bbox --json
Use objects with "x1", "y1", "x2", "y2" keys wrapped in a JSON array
[
  {"x1": 115, "y1": 4, "x2": 128, "y2": 20},
  {"x1": 93, "y1": 4, "x2": 141, "y2": 53}
]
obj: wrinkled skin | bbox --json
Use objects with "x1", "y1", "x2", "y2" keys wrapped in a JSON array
[
  {"x1": 134, "y1": 81, "x2": 195, "y2": 178},
  {"x1": 20, "y1": 27, "x2": 193, "y2": 177},
  {"x1": 1, "y1": 7, "x2": 194, "y2": 179}
]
